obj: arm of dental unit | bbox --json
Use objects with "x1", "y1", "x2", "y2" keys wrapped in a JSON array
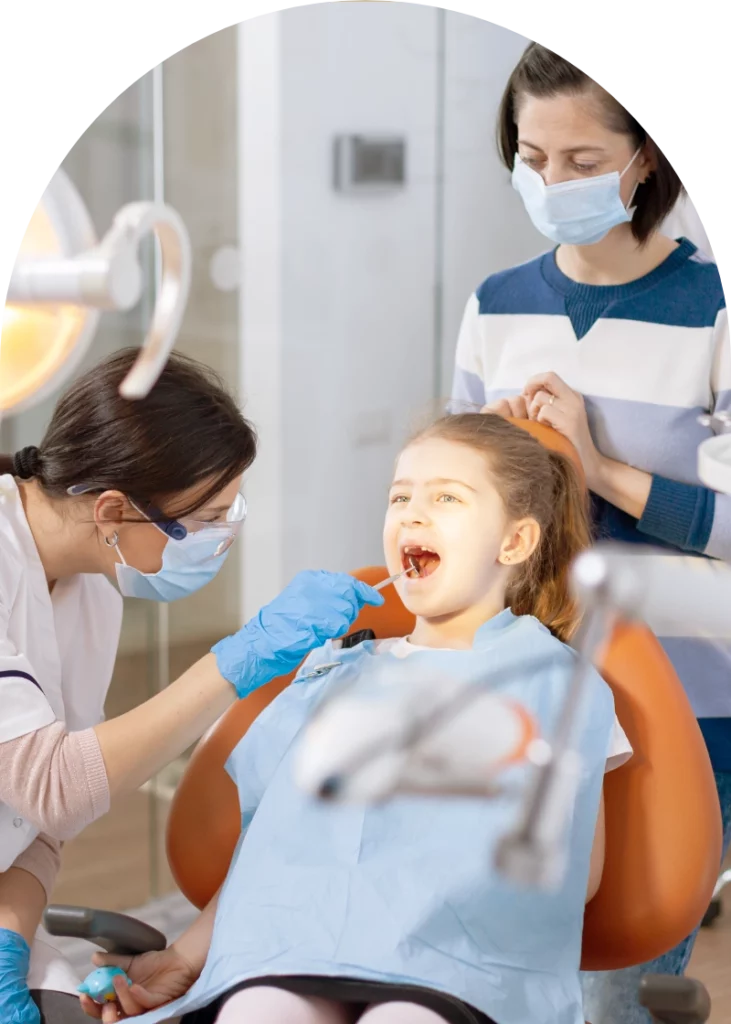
[
  {"x1": 497, "y1": 411, "x2": 731, "y2": 889},
  {"x1": 496, "y1": 541, "x2": 731, "y2": 889}
]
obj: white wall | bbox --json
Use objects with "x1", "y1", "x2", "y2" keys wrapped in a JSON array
[
  {"x1": 239, "y1": 5, "x2": 547, "y2": 616},
  {"x1": 280, "y1": 1, "x2": 441, "y2": 581},
  {"x1": 440, "y1": 13, "x2": 546, "y2": 389}
]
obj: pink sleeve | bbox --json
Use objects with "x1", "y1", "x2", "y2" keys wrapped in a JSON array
[
  {"x1": 12, "y1": 833, "x2": 62, "y2": 900},
  {"x1": 0, "y1": 722, "x2": 110, "y2": 841}
]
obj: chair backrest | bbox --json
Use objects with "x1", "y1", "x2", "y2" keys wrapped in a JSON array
[
  {"x1": 166, "y1": 421, "x2": 722, "y2": 971},
  {"x1": 166, "y1": 565, "x2": 414, "y2": 913}
]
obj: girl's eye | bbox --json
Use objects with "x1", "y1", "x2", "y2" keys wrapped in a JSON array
[
  {"x1": 390, "y1": 495, "x2": 409, "y2": 505},
  {"x1": 437, "y1": 494, "x2": 458, "y2": 504}
]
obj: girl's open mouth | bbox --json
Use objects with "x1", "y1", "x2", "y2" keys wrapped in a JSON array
[{"x1": 401, "y1": 545, "x2": 441, "y2": 579}]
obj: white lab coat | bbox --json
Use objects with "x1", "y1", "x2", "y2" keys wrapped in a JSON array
[{"x1": 0, "y1": 473, "x2": 123, "y2": 991}]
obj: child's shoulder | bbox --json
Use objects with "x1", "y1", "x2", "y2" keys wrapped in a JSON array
[{"x1": 504, "y1": 613, "x2": 580, "y2": 668}]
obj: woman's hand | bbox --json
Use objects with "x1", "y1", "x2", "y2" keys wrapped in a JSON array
[
  {"x1": 522, "y1": 372, "x2": 605, "y2": 490},
  {"x1": 480, "y1": 395, "x2": 529, "y2": 419},
  {"x1": 80, "y1": 948, "x2": 198, "y2": 1022},
  {"x1": 0, "y1": 928, "x2": 39, "y2": 1024},
  {"x1": 213, "y1": 570, "x2": 385, "y2": 698}
]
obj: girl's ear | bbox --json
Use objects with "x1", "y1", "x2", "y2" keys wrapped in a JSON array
[{"x1": 498, "y1": 517, "x2": 541, "y2": 566}]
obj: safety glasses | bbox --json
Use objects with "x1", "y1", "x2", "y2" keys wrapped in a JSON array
[
  {"x1": 130, "y1": 491, "x2": 248, "y2": 558},
  {"x1": 67, "y1": 484, "x2": 247, "y2": 559}
]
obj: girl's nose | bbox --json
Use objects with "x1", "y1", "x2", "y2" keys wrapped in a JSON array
[{"x1": 401, "y1": 507, "x2": 428, "y2": 527}]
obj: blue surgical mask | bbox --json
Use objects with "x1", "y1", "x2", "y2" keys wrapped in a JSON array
[
  {"x1": 512, "y1": 149, "x2": 641, "y2": 246},
  {"x1": 66, "y1": 483, "x2": 246, "y2": 603},
  {"x1": 113, "y1": 528, "x2": 231, "y2": 602}
]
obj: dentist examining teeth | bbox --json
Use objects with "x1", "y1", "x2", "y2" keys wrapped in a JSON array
[{"x1": 0, "y1": 348, "x2": 383, "y2": 1024}]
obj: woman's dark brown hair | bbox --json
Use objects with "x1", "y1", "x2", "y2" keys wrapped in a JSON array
[
  {"x1": 410, "y1": 413, "x2": 591, "y2": 643},
  {"x1": 0, "y1": 348, "x2": 257, "y2": 518},
  {"x1": 497, "y1": 43, "x2": 683, "y2": 244}
]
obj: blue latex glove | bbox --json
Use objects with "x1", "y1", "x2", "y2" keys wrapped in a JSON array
[
  {"x1": 213, "y1": 570, "x2": 384, "y2": 698},
  {"x1": 0, "y1": 929, "x2": 39, "y2": 1024}
]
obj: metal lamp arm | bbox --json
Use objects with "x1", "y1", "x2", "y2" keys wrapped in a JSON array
[{"x1": 7, "y1": 201, "x2": 191, "y2": 400}]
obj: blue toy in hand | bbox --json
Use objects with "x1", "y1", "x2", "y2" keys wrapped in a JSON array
[{"x1": 78, "y1": 965, "x2": 132, "y2": 1004}]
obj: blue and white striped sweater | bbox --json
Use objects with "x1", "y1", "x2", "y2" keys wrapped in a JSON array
[{"x1": 451, "y1": 238, "x2": 731, "y2": 769}]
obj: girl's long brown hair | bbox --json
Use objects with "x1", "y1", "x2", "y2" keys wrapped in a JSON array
[{"x1": 412, "y1": 413, "x2": 591, "y2": 643}]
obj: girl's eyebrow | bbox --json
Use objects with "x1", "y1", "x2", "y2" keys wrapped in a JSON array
[{"x1": 390, "y1": 477, "x2": 477, "y2": 494}]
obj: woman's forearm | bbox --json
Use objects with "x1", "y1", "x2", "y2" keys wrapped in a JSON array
[
  {"x1": 12, "y1": 834, "x2": 61, "y2": 905},
  {"x1": 0, "y1": 656, "x2": 235, "y2": 840},
  {"x1": 0, "y1": 866, "x2": 46, "y2": 944},
  {"x1": 171, "y1": 889, "x2": 220, "y2": 973},
  {"x1": 590, "y1": 455, "x2": 653, "y2": 520},
  {"x1": 591, "y1": 455, "x2": 718, "y2": 556},
  {"x1": 95, "y1": 655, "x2": 235, "y2": 799}
]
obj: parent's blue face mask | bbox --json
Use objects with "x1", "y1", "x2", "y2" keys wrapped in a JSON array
[{"x1": 512, "y1": 148, "x2": 642, "y2": 246}]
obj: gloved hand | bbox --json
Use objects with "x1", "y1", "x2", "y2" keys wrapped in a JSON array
[
  {"x1": 213, "y1": 570, "x2": 384, "y2": 698},
  {"x1": 0, "y1": 928, "x2": 40, "y2": 1024}
]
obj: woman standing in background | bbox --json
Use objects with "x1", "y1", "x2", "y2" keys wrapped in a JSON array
[{"x1": 451, "y1": 42, "x2": 729, "y2": 1024}]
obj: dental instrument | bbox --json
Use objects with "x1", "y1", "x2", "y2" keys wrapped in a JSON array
[{"x1": 372, "y1": 561, "x2": 419, "y2": 592}]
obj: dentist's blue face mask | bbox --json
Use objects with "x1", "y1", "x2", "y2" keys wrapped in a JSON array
[
  {"x1": 110, "y1": 492, "x2": 247, "y2": 602},
  {"x1": 512, "y1": 148, "x2": 642, "y2": 246},
  {"x1": 68, "y1": 484, "x2": 247, "y2": 602}
]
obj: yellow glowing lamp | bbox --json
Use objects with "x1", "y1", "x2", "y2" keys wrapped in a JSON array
[{"x1": 1, "y1": 168, "x2": 191, "y2": 417}]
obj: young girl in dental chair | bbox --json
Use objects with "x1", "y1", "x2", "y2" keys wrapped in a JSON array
[{"x1": 82, "y1": 415, "x2": 631, "y2": 1024}]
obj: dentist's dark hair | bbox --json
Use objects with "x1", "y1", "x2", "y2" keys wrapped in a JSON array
[
  {"x1": 497, "y1": 42, "x2": 683, "y2": 244},
  {"x1": 0, "y1": 348, "x2": 257, "y2": 519},
  {"x1": 409, "y1": 413, "x2": 591, "y2": 643}
]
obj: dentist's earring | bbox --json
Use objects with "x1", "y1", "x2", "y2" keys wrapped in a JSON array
[{"x1": 104, "y1": 531, "x2": 119, "y2": 548}]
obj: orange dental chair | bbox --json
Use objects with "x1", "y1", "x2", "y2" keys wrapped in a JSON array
[{"x1": 45, "y1": 421, "x2": 723, "y2": 1024}]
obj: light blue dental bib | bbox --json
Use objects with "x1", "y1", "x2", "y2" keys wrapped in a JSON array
[{"x1": 138, "y1": 610, "x2": 615, "y2": 1024}]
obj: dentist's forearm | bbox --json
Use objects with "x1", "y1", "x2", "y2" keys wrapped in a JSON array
[
  {"x1": 95, "y1": 654, "x2": 236, "y2": 798},
  {"x1": 0, "y1": 655, "x2": 237, "y2": 841},
  {"x1": 0, "y1": 866, "x2": 46, "y2": 945}
]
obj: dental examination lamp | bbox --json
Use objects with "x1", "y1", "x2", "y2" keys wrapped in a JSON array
[
  {"x1": 1, "y1": 167, "x2": 191, "y2": 417},
  {"x1": 298, "y1": 412, "x2": 731, "y2": 893}
]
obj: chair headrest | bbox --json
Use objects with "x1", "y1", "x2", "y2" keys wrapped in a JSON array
[{"x1": 505, "y1": 416, "x2": 585, "y2": 484}]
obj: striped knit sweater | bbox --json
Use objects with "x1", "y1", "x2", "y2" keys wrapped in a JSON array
[{"x1": 451, "y1": 238, "x2": 731, "y2": 770}]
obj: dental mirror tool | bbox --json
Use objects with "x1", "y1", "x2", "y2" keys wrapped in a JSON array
[{"x1": 373, "y1": 559, "x2": 420, "y2": 592}]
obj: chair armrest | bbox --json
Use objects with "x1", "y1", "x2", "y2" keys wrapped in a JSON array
[
  {"x1": 639, "y1": 975, "x2": 711, "y2": 1024},
  {"x1": 43, "y1": 904, "x2": 167, "y2": 956}
]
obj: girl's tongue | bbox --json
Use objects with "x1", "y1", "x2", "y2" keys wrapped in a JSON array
[{"x1": 402, "y1": 546, "x2": 441, "y2": 578}]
